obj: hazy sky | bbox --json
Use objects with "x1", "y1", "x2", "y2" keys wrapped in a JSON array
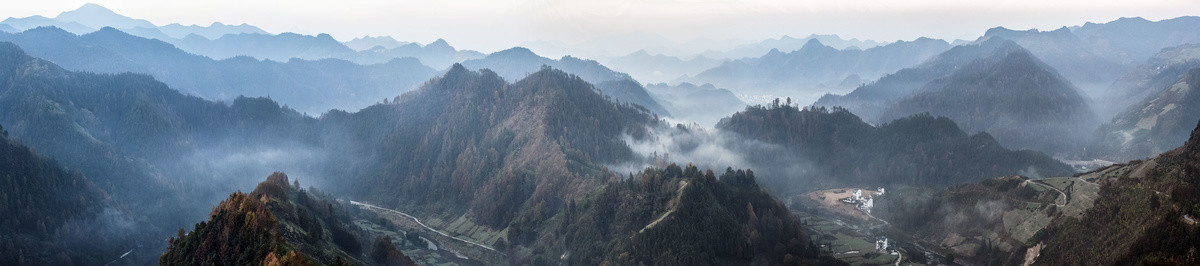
[{"x1": 4, "y1": 0, "x2": 1199, "y2": 53}]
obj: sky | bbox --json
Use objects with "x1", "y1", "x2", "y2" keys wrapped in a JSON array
[{"x1": 3, "y1": 0, "x2": 1199, "y2": 53}]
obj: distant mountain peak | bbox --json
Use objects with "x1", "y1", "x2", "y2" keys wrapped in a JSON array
[
  {"x1": 801, "y1": 38, "x2": 826, "y2": 49},
  {"x1": 764, "y1": 48, "x2": 784, "y2": 57},
  {"x1": 448, "y1": 62, "x2": 468, "y2": 73},
  {"x1": 55, "y1": 2, "x2": 155, "y2": 29},
  {"x1": 426, "y1": 38, "x2": 452, "y2": 51},
  {"x1": 491, "y1": 46, "x2": 538, "y2": 58},
  {"x1": 24, "y1": 25, "x2": 74, "y2": 36},
  {"x1": 982, "y1": 26, "x2": 1038, "y2": 37},
  {"x1": 70, "y1": 3, "x2": 115, "y2": 14},
  {"x1": 1113, "y1": 16, "x2": 1151, "y2": 23}
]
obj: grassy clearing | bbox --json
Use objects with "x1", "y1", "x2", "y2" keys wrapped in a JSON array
[{"x1": 796, "y1": 210, "x2": 905, "y2": 265}]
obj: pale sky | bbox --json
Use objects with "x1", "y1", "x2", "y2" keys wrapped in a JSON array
[{"x1": 3, "y1": 0, "x2": 1199, "y2": 53}]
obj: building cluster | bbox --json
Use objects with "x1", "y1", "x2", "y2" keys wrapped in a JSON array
[
  {"x1": 840, "y1": 187, "x2": 885, "y2": 214},
  {"x1": 875, "y1": 237, "x2": 898, "y2": 255}
]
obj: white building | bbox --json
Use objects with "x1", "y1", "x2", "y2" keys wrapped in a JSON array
[{"x1": 859, "y1": 197, "x2": 874, "y2": 213}]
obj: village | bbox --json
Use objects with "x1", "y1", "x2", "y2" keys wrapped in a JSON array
[
  {"x1": 794, "y1": 186, "x2": 909, "y2": 264},
  {"x1": 839, "y1": 187, "x2": 885, "y2": 214}
]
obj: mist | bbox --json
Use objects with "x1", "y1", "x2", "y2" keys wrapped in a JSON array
[{"x1": 614, "y1": 120, "x2": 819, "y2": 195}]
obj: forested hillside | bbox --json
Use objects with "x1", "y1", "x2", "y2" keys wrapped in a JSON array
[
  {"x1": 880, "y1": 42, "x2": 1098, "y2": 155},
  {"x1": 543, "y1": 164, "x2": 830, "y2": 265},
  {"x1": 161, "y1": 172, "x2": 417, "y2": 265},
  {"x1": 717, "y1": 103, "x2": 1072, "y2": 190},
  {"x1": 0, "y1": 42, "x2": 325, "y2": 262},
  {"x1": 878, "y1": 119, "x2": 1200, "y2": 265},
  {"x1": 0, "y1": 124, "x2": 141, "y2": 265},
  {"x1": 325, "y1": 64, "x2": 658, "y2": 232}
]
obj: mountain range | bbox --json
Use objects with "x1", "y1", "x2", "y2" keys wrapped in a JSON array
[
  {"x1": 5, "y1": 4, "x2": 1200, "y2": 266},
  {"x1": 0, "y1": 4, "x2": 484, "y2": 70},
  {"x1": 0, "y1": 27, "x2": 438, "y2": 114},
  {"x1": 0, "y1": 40, "x2": 823, "y2": 264},
  {"x1": 345, "y1": 35, "x2": 410, "y2": 51},
  {"x1": 599, "y1": 50, "x2": 726, "y2": 84},
  {"x1": 686, "y1": 38, "x2": 951, "y2": 104},
  {"x1": 974, "y1": 16, "x2": 1200, "y2": 100}
]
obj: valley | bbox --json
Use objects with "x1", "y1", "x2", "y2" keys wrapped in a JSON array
[{"x1": 2, "y1": 2, "x2": 1200, "y2": 266}]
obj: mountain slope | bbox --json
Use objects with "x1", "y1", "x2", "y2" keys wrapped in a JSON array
[
  {"x1": 161, "y1": 172, "x2": 417, "y2": 266},
  {"x1": 880, "y1": 42, "x2": 1099, "y2": 155},
  {"x1": 595, "y1": 79, "x2": 671, "y2": 116},
  {"x1": 0, "y1": 125, "x2": 141, "y2": 265},
  {"x1": 1097, "y1": 44, "x2": 1200, "y2": 118},
  {"x1": 716, "y1": 104, "x2": 1072, "y2": 190},
  {"x1": 1087, "y1": 68, "x2": 1200, "y2": 161},
  {"x1": 881, "y1": 118, "x2": 1200, "y2": 265},
  {"x1": 978, "y1": 26, "x2": 1124, "y2": 92},
  {"x1": 329, "y1": 65, "x2": 657, "y2": 224},
  {"x1": 549, "y1": 164, "x2": 827, "y2": 265},
  {"x1": 0, "y1": 42, "x2": 334, "y2": 263},
  {"x1": 814, "y1": 37, "x2": 1015, "y2": 121}
]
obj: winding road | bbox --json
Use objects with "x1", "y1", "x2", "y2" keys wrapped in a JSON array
[
  {"x1": 349, "y1": 200, "x2": 496, "y2": 252},
  {"x1": 1024, "y1": 180, "x2": 1067, "y2": 207}
]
